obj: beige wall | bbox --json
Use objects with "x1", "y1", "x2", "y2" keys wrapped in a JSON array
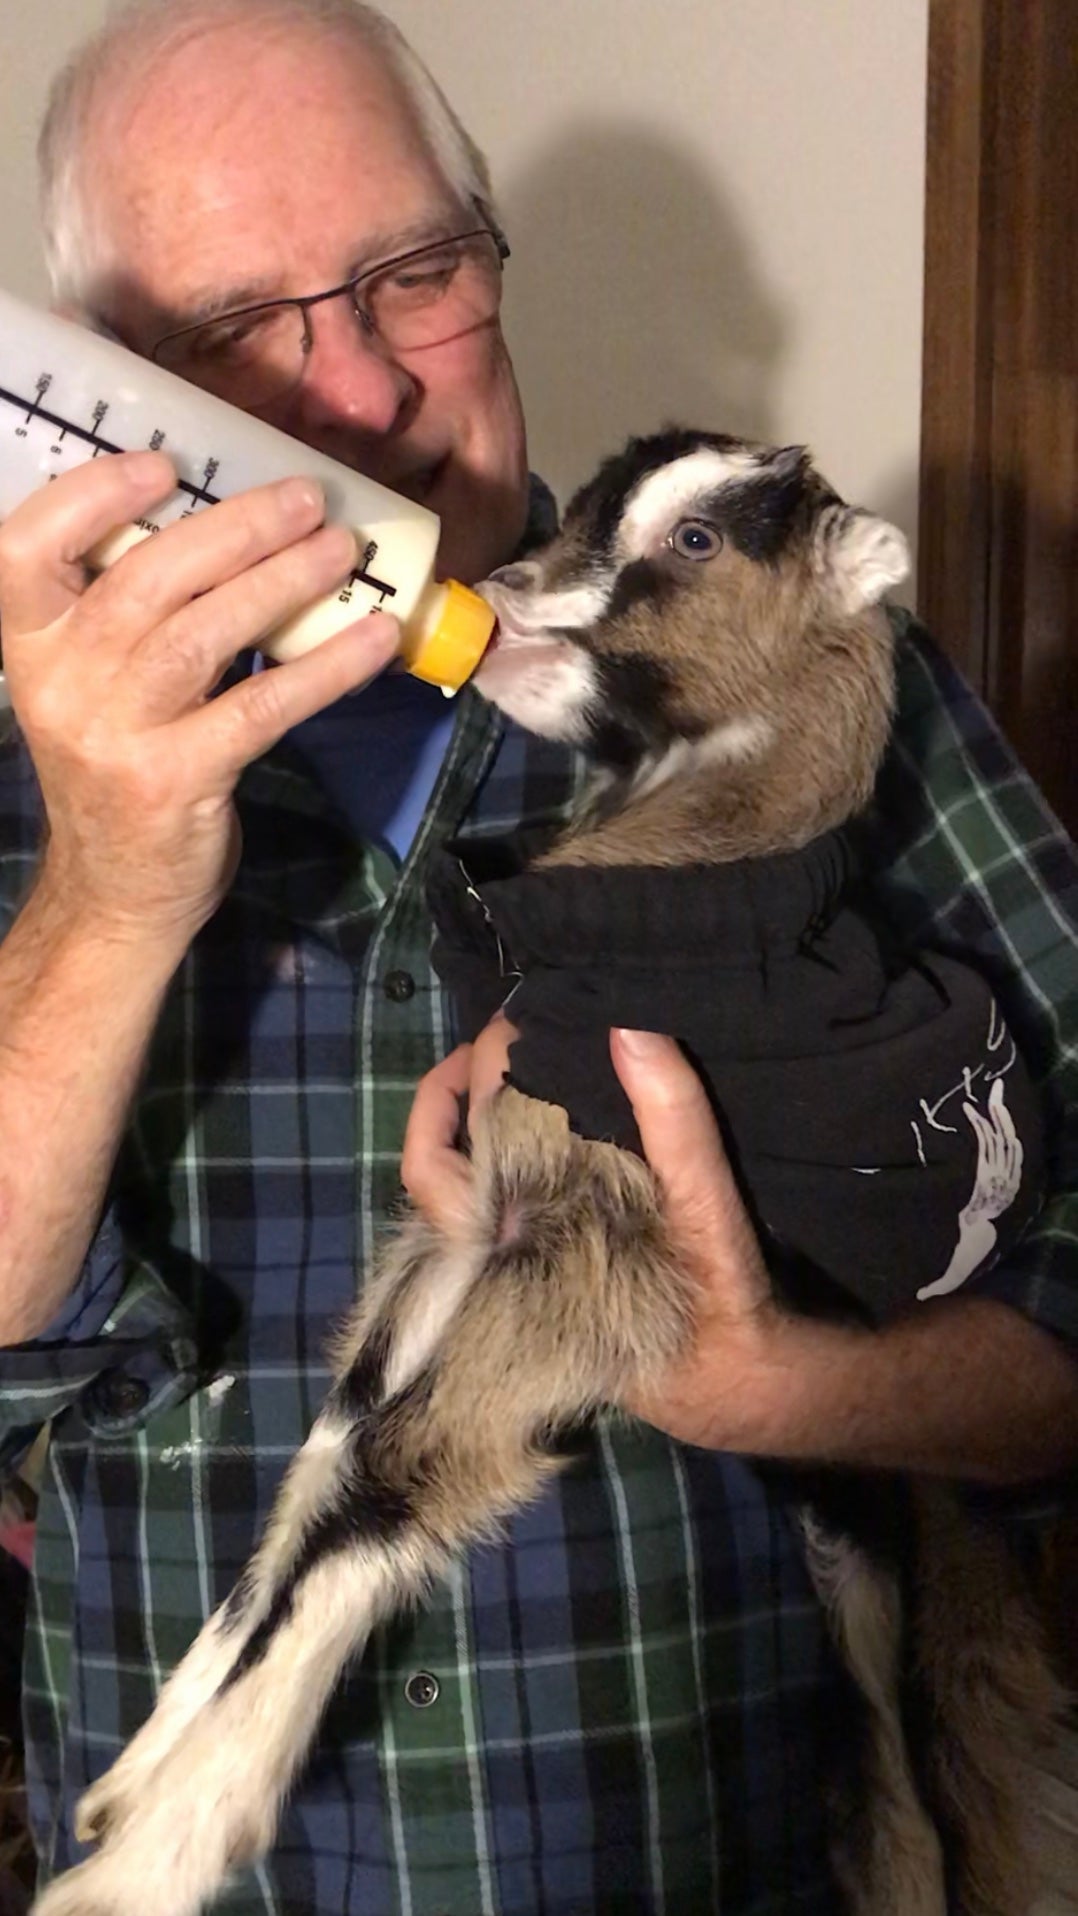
[
  {"x1": 1, "y1": 0, "x2": 927, "y2": 580},
  {"x1": 1, "y1": 5, "x2": 109, "y2": 300}
]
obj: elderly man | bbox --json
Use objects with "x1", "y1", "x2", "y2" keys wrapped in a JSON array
[{"x1": 0, "y1": 1, "x2": 1076, "y2": 1911}]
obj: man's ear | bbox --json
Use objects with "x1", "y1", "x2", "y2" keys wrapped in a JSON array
[{"x1": 814, "y1": 504, "x2": 910, "y2": 614}]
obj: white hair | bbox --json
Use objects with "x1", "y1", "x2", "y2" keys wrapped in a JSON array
[{"x1": 38, "y1": 0, "x2": 495, "y2": 312}]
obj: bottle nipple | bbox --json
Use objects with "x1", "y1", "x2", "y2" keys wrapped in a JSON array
[{"x1": 401, "y1": 579, "x2": 497, "y2": 694}]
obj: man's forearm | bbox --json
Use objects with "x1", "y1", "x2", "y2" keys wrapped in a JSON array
[
  {"x1": 748, "y1": 1296, "x2": 1078, "y2": 1485},
  {"x1": 0, "y1": 875, "x2": 181, "y2": 1343}
]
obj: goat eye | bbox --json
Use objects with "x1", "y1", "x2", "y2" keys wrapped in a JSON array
[{"x1": 669, "y1": 519, "x2": 723, "y2": 561}]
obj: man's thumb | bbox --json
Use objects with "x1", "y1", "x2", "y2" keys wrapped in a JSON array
[
  {"x1": 611, "y1": 1029, "x2": 739, "y2": 1213},
  {"x1": 610, "y1": 1028, "x2": 771, "y2": 1307}
]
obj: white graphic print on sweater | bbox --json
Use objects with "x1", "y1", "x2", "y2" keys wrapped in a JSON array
[{"x1": 912, "y1": 1001, "x2": 1025, "y2": 1300}]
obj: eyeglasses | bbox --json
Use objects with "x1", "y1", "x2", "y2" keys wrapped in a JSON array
[{"x1": 150, "y1": 212, "x2": 510, "y2": 408}]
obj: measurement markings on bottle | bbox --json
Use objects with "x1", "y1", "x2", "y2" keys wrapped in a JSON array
[
  {"x1": 3, "y1": 383, "x2": 389, "y2": 594},
  {"x1": 0, "y1": 380, "x2": 223, "y2": 510},
  {"x1": 338, "y1": 538, "x2": 397, "y2": 606}
]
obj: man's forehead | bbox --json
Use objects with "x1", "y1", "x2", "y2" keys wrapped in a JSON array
[
  {"x1": 112, "y1": 16, "x2": 430, "y2": 171},
  {"x1": 117, "y1": 10, "x2": 397, "y2": 108},
  {"x1": 96, "y1": 20, "x2": 457, "y2": 328}
]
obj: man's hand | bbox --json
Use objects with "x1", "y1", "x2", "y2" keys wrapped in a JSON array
[
  {"x1": 404, "y1": 1020, "x2": 1078, "y2": 1483},
  {"x1": 401, "y1": 1016, "x2": 801, "y2": 1451},
  {"x1": 609, "y1": 1029, "x2": 1078, "y2": 1480},
  {"x1": 401, "y1": 1014, "x2": 517, "y2": 1235},
  {"x1": 0, "y1": 450, "x2": 398, "y2": 952},
  {"x1": 399, "y1": 1022, "x2": 848, "y2": 1455},
  {"x1": 608, "y1": 1027, "x2": 797, "y2": 1451}
]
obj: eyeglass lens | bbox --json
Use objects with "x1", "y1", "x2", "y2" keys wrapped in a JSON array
[{"x1": 155, "y1": 231, "x2": 504, "y2": 406}]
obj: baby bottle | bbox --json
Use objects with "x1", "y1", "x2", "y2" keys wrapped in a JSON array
[{"x1": 0, "y1": 286, "x2": 496, "y2": 696}]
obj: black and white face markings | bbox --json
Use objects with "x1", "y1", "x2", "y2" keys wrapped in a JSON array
[{"x1": 473, "y1": 428, "x2": 908, "y2": 776}]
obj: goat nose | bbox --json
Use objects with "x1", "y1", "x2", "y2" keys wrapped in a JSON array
[{"x1": 486, "y1": 562, "x2": 540, "y2": 592}]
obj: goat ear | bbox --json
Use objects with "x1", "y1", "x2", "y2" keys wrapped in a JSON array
[
  {"x1": 814, "y1": 504, "x2": 910, "y2": 614},
  {"x1": 771, "y1": 443, "x2": 811, "y2": 479}
]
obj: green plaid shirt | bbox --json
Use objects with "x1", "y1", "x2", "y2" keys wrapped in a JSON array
[{"x1": 1, "y1": 610, "x2": 1076, "y2": 1914}]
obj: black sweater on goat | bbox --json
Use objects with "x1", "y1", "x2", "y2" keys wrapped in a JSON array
[{"x1": 427, "y1": 828, "x2": 1043, "y2": 1326}]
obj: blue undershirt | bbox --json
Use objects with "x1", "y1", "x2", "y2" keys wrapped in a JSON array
[{"x1": 285, "y1": 667, "x2": 456, "y2": 863}]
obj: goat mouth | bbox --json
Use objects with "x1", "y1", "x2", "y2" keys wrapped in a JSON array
[
  {"x1": 474, "y1": 631, "x2": 556, "y2": 677},
  {"x1": 471, "y1": 629, "x2": 582, "y2": 701},
  {"x1": 474, "y1": 609, "x2": 559, "y2": 660},
  {"x1": 485, "y1": 620, "x2": 548, "y2": 648},
  {"x1": 474, "y1": 583, "x2": 549, "y2": 645}
]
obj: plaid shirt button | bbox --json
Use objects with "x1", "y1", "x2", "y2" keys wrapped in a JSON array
[
  {"x1": 87, "y1": 1373, "x2": 151, "y2": 1422},
  {"x1": 384, "y1": 968, "x2": 417, "y2": 1002},
  {"x1": 404, "y1": 1670, "x2": 440, "y2": 1708}
]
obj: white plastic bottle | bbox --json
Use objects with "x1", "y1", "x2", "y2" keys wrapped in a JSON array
[{"x1": 0, "y1": 286, "x2": 496, "y2": 698}]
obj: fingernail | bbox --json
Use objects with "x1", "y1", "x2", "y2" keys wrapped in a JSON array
[
  {"x1": 358, "y1": 610, "x2": 400, "y2": 645},
  {"x1": 343, "y1": 613, "x2": 400, "y2": 694},
  {"x1": 124, "y1": 449, "x2": 173, "y2": 481},
  {"x1": 279, "y1": 477, "x2": 324, "y2": 515},
  {"x1": 321, "y1": 523, "x2": 358, "y2": 569},
  {"x1": 613, "y1": 1028, "x2": 666, "y2": 1057}
]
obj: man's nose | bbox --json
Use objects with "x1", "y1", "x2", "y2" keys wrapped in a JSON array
[{"x1": 290, "y1": 298, "x2": 415, "y2": 438}]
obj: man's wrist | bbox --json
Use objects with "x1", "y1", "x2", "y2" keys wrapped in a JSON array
[
  {"x1": 725, "y1": 1311, "x2": 873, "y2": 1460},
  {"x1": 716, "y1": 1299, "x2": 1078, "y2": 1485},
  {"x1": 27, "y1": 859, "x2": 197, "y2": 982}
]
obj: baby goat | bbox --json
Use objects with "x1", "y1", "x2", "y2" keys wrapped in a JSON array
[{"x1": 36, "y1": 431, "x2": 1064, "y2": 1916}]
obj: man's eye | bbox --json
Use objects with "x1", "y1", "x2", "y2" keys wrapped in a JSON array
[
  {"x1": 668, "y1": 519, "x2": 724, "y2": 561},
  {"x1": 388, "y1": 256, "x2": 459, "y2": 296},
  {"x1": 191, "y1": 314, "x2": 275, "y2": 359}
]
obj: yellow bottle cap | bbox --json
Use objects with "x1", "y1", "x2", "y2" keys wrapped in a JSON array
[{"x1": 404, "y1": 579, "x2": 496, "y2": 693}]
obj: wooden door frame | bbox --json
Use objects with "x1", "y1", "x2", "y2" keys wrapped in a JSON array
[
  {"x1": 921, "y1": 0, "x2": 1078, "y2": 1673},
  {"x1": 918, "y1": 0, "x2": 998, "y2": 693},
  {"x1": 920, "y1": 0, "x2": 1078, "y2": 834}
]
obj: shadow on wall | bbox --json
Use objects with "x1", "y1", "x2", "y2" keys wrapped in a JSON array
[{"x1": 499, "y1": 124, "x2": 789, "y2": 507}]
